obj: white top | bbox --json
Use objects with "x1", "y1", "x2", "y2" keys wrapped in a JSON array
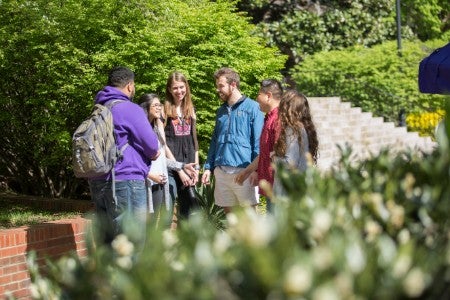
[
  {"x1": 272, "y1": 127, "x2": 309, "y2": 196},
  {"x1": 147, "y1": 124, "x2": 184, "y2": 213}
]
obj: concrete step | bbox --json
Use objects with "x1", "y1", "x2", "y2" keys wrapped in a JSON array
[{"x1": 308, "y1": 96, "x2": 437, "y2": 171}]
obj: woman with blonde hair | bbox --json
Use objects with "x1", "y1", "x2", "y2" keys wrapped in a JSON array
[
  {"x1": 272, "y1": 89, "x2": 319, "y2": 196},
  {"x1": 163, "y1": 72, "x2": 200, "y2": 219}
]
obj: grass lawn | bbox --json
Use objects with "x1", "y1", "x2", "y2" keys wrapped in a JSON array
[{"x1": 0, "y1": 192, "x2": 84, "y2": 229}]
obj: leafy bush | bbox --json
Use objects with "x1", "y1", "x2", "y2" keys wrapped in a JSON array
[
  {"x1": 253, "y1": 0, "x2": 403, "y2": 66},
  {"x1": 28, "y1": 104, "x2": 450, "y2": 299},
  {"x1": 406, "y1": 109, "x2": 445, "y2": 137},
  {"x1": 0, "y1": 0, "x2": 286, "y2": 197},
  {"x1": 195, "y1": 179, "x2": 226, "y2": 230},
  {"x1": 291, "y1": 39, "x2": 449, "y2": 124},
  {"x1": 239, "y1": 0, "x2": 449, "y2": 70}
]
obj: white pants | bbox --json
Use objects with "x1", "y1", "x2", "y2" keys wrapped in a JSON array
[{"x1": 213, "y1": 167, "x2": 259, "y2": 208}]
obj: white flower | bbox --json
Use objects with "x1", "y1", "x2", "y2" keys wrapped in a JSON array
[
  {"x1": 283, "y1": 264, "x2": 312, "y2": 295},
  {"x1": 334, "y1": 273, "x2": 353, "y2": 298},
  {"x1": 352, "y1": 203, "x2": 362, "y2": 219},
  {"x1": 403, "y1": 268, "x2": 427, "y2": 297},
  {"x1": 226, "y1": 212, "x2": 239, "y2": 227},
  {"x1": 369, "y1": 193, "x2": 389, "y2": 221},
  {"x1": 162, "y1": 229, "x2": 178, "y2": 248},
  {"x1": 115, "y1": 256, "x2": 133, "y2": 270},
  {"x1": 227, "y1": 209, "x2": 275, "y2": 248},
  {"x1": 377, "y1": 236, "x2": 397, "y2": 267},
  {"x1": 245, "y1": 212, "x2": 275, "y2": 247},
  {"x1": 346, "y1": 243, "x2": 366, "y2": 274},
  {"x1": 425, "y1": 235, "x2": 435, "y2": 247},
  {"x1": 57, "y1": 257, "x2": 77, "y2": 286},
  {"x1": 30, "y1": 278, "x2": 54, "y2": 299},
  {"x1": 304, "y1": 196, "x2": 316, "y2": 208},
  {"x1": 397, "y1": 229, "x2": 411, "y2": 244},
  {"x1": 392, "y1": 255, "x2": 412, "y2": 278},
  {"x1": 111, "y1": 234, "x2": 134, "y2": 257},
  {"x1": 387, "y1": 201, "x2": 405, "y2": 228},
  {"x1": 312, "y1": 284, "x2": 340, "y2": 300},
  {"x1": 309, "y1": 209, "x2": 332, "y2": 239},
  {"x1": 29, "y1": 283, "x2": 41, "y2": 299},
  {"x1": 65, "y1": 257, "x2": 77, "y2": 271},
  {"x1": 37, "y1": 278, "x2": 49, "y2": 293},
  {"x1": 195, "y1": 240, "x2": 214, "y2": 267},
  {"x1": 313, "y1": 210, "x2": 332, "y2": 232},
  {"x1": 365, "y1": 220, "x2": 382, "y2": 242},
  {"x1": 361, "y1": 170, "x2": 369, "y2": 178},
  {"x1": 413, "y1": 186, "x2": 422, "y2": 198},
  {"x1": 170, "y1": 260, "x2": 185, "y2": 271},
  {"x1": 402, "y1": 173, "x2": 415, "y2": 198},
  {"x1": 213, "y1": 231, "x2": 232, "y2": 255},
  {"x1": 312, "y1": 247, "x2": 334, "y2": 270}
]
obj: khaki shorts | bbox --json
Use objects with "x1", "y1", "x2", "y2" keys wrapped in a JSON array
[{"x1": 213, "y1": 167, "x2": 259, "y2": 208}]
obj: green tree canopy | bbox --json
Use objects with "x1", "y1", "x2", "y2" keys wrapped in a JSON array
[
  {"x1": 237, "y1": 0, "x2": 450, "y2": 70},
  {"x1": 0, "y1": 0, "x2": 286, "y2": 197},
  {"x1": 291, "y1": 39, "x2": 449, "y2": 122}
]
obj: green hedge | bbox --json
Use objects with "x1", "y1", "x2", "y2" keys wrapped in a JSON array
[
  {"x1": 0, "y1": 0, "x2": 286, "y2": 197},
  {"x1": 291, "y1": 39, "x2": 449, "y2": 124}
]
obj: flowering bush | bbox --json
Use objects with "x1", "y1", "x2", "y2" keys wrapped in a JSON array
[
  {"x1": 406, "y1": 109, "x2": 445, "y2": 137},
  {"x1": 28, "y1": 107, "x2": 450, "y2": 299}
]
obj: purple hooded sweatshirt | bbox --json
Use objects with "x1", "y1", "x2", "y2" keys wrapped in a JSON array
[{"x1": 95, "y1": 86, "x2": 159, "y2": 180}]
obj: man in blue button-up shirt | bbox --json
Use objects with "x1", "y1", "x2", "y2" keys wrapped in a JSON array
[{"x1": 201, "y1": 67, "x2": 264, "y2": 213}]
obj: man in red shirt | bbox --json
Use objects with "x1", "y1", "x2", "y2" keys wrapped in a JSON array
[{"x1": 235, "y1": 79, "x2": 283, "y2": 212}]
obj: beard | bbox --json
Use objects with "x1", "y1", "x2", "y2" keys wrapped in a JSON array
[{"x1": 218, "y1": 86, "x2": 232, "y2": 102}]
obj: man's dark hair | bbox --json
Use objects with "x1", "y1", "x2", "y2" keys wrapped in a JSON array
[
  {"x1": 107, "y1": 66, "x2": 135, "y2": 88},
  {"x1": 260, "y1": 79, "x2": 283, "y2": 99}
]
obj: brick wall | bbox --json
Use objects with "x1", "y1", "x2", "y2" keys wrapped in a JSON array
[{"x1": 0, "y1": 196, "x2": 93, "y2": 300}]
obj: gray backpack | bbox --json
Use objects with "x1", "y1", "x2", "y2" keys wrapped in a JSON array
[{"x1": 72, "y1": 100, "x2": 128, "y2": 180}]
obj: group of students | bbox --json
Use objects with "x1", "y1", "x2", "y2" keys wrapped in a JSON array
[{"x1": 88, "y1": 66, "x2": 318, "y2": 246}]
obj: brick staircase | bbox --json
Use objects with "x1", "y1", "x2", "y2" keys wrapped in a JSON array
[{"x1": 308, "y1": 97, "x2": 437, "y2": 171}]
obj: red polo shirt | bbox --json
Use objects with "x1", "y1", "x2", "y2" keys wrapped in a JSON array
[{"x1": 257, "y1": 107, "x2": 279, "y2": 196}]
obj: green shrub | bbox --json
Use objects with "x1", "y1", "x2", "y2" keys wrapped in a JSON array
[
  {"x1": 241, "y1": 0, "x2": 450, "y2": 68},
  {"x1": 28, "y1": 104, "x2": 450, "y2": 299},
  {"x1": 0, "y1": 0, "x2": 286, "y2": 197},
  {"x1": 195, "y1": 179, "x2": 226, "y2": 230},
  {"x1": 291, "y1": 39, "x2": 449, "y2": 124}
]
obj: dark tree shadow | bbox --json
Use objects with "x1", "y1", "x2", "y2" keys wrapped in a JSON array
[{"x1": 26, "y1": 221, "x2": 78, "y2": 275}]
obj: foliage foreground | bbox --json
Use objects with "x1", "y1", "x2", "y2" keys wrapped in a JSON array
[{"x1": 28, "y1": 107, "x2": 450, "y2": 299}]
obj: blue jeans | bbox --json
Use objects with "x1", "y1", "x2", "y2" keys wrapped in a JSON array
[{"x1": 89, "y1": 180, "x2": 147, "y2": 246}]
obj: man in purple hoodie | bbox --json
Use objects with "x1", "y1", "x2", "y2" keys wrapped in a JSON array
[{"x1": 89, "y1": 66, "x2": 160, "y2": 246}]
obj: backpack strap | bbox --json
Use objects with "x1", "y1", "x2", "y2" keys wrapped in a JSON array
[
  {"x1": 105, "y1": 99, "x2": 129, "y2": 203},
  {"x1": 106, "y1": 99, "x2": 130, "y2": 156}
]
